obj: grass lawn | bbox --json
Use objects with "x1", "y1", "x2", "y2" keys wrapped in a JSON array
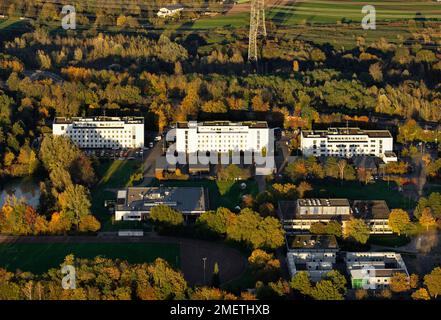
[
  {"x1": 191, "y1": 12, "x2": 249, "y2": 30},
  {"x1": 0, "y1": 18, "x2": 22, "y2": 31},
  {"x1": 91, "y1": 160, "x2": 142, "y2": 230},
  {"x1": 0, "y1": 242, "x2": 180, "y2": 274},
  {"x1": 368, "y1": 235, "x2": 411, "y2": 247},
  {"x1": 150, "y1": 178, "x2": 259, "y2": 210},
  {"x1": 308, "y1": 180, "x2": 416, "y2": 209}
]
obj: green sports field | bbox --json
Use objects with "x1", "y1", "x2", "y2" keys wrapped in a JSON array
[{"x1": 0, "y1": 242, "x2": 181, "y2": 274}]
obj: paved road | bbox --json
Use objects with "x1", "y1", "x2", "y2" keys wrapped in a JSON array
[
  {"x1": 370, "y1": 231, "x2": 441, "y2": 276},
  {"x1": 0, "y1": 234, "x2": 248, "y2": 286},
  {"x1": 142, "y1": 138, "x2": 163, "y2": 185}
]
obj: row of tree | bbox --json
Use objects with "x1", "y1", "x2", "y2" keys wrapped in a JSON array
[{"x1": 0, "y1": 254, "x2": 254, "y2": 300}]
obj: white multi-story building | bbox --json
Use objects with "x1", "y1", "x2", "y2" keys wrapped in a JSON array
[
  {"x1": 300, "y1": 127, "x2": 397, "y2": 163},
  {"x1": 53, "y1": 117, "x2": 144, "y2": 149},
  {"x1": 175, "y1": 120, "x2": 272, "y2": 159},
  {"x1": 345, "y1": 252, "x2": 409, "y2": 290}
]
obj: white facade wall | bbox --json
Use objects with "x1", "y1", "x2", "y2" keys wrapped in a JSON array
[
  {"x1": 287, "y1": 251, "x2": 336, "y2": 282},
  {"x1": 300, "y1": 128, "x2": 394, "y2": 159},
  {"x1": 345, "y1": 252, "x2": 409, "y2": 290},
  {"x1": 176, "y1": 121, "x2": 271, "y2": 155},
  {"x1": 53, "y1": 117, "x2": 144, "y2": 149}
]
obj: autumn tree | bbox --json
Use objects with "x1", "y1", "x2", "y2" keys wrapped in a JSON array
[
  {"x1": 419, "y1": 207, "x2": 436, "y2": 231},
  {"x1": 196, "y1": 207, "x2": 236, "y2": 236},
  {"x1": 297, "y1": 181, "x2": 312, "y2": 199},
  {"x1": 248, "y1": 249, "x2": 280, "y2": 283},
  {"x1": 149, "y1": 205, "x2": 184, "y2": 227},
  {"x1": 344, "y1": 218, "x2": 370, "y2": 244},
  {"x1": 290, "y1": 271, "x2": 312, "y2": 296},
  {"x1": 388, "y1": 209, "x2": 411, "y2": 236},
  {"x1": 424, "y1": 267, "x2": 441, "y2": 298},
  {"x1": 389, "y1": 272, "x2": 410, "y2": 293},
  {"x1": 58, "y1": 184, "x2": 92, "y2": 230},
  {"x1": 411, "y1": 288, "x2": 430, "y2": 300}
]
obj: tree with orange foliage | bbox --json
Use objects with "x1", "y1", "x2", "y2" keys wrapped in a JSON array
[{"x1": 79, "y1": 215, "x2": 101, "y2": 232}]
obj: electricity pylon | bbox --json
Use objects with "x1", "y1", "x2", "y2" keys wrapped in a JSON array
[{"x1": 248, "y1": 0, "x2": 267, "y2": 62}]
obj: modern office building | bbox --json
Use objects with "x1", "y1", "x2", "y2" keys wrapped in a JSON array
[
  {"x1": 174, "y1": 121, "x2": 275, "y2": 174},
  {"x1": 345, "y1": 252, "x2": 409, "y2": 290},
  {"x1": 278, "y1": 198, "x2": 392, "y2": 234},
  {"x1": 176, "y1": 121, "x2": 271, "y2": 155},
  {"x1": 352, "y1": 200, "x2": 392, "y2": 234},
  {"x1": 278, "y1": 198, "x2": 351, "y2": 233},
  {"x1": 53, "y1": 117, "x2": 144, "y2": 149},
  {"x1": 286, "y1": 234, "x2": 339, "y2": 282},
  {"x1": 114, "y1": 186, "x2": 208, "y2": 221},
  {"x1": 300, "y1": 127, "x2": 397, "y2": 163}
]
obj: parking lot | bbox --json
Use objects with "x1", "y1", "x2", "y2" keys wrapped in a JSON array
[{"x1": 83, "y1": 148, "x2": 144, "y2": 160}]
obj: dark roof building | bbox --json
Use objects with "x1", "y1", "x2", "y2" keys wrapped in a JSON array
[
  {"x1": 286, "y1": 234, "x2": 339, "y2": 252},
  {"x1": 115, "y1": 186, "x2": 208, "y2": 221}
]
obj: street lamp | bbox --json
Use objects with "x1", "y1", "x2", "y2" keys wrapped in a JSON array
[{"x1": 202, "y1": 257, "x2": 207, "y2": 285}]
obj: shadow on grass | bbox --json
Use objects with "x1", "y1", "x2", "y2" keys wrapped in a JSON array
[{"x1": 92, "y1": 160, "x2": 142, "y2": 230}]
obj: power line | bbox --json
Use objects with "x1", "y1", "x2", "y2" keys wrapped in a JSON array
[{"x1": 248, "y1": 0, "x2": 267, "y2": 62}]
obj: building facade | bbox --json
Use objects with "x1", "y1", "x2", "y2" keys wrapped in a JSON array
[
  {"x1": 176, "y1": 121, "x2": 271, "y2": 155},
  {"x1": 53, "y1": 117, "x2": 144, "y2": 149},
  {"x1": 278, "y1": 198, "x2": 392, "y2": 234},
  {"x1": 345, "y1": 252, "x2": 409, "y2": 290},
  {"x1": 286, "y1": 235, "x2": 338, "y2": 282},
  {"x1": 300, "y1": 127, "x2": 397, "y2": 163},
  {"x1": 114, "y1": 186, "x2": 207, "y2": 221}
]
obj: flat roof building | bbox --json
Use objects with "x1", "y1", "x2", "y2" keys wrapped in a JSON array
[
  {"x1": 278, "y1": 198, "x2": 392, "y2": 234},
  {"x1": 352, "y1": 200, "x2": 392, "y2": 234},
  {"x1": 53, "y1": 117, "x2": 144, "y2": 150},
  {"x1": 345, "y1": 252, "x2": 409, "y2": 290},
  {"x1": 175, "y1": 121, "x2": 274, "y2": 171},
  {"x1": 115, "y1": 186, "x2": 208, "y2": 221},
  {"x1": 300, "y1": 127, "x2": 397, "y2": 163},
  {"x1": 286, "y1": 235, "x2": 338, "y2": 282},
  {"x1": 176, "y1": 121, "x2": 271, "y2": 152}
]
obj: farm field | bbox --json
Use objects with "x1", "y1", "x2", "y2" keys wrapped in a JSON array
[
  {"x1": 0, "y1": 242, "x2": 181, "y2": 274},
  {"x1": 189, "y1": 0, "x2": 441, "y2": 29},
  {"x1": 268, "y1": 0, "x2": 441, "y2": 25},
  {"x1": 182, "y1": 0, "x2": 441, "y2": 47}
]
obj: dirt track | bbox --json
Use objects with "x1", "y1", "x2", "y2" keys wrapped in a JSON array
[{"x1": 0, "y1": 234, "x2": 247, "y2": 286}]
